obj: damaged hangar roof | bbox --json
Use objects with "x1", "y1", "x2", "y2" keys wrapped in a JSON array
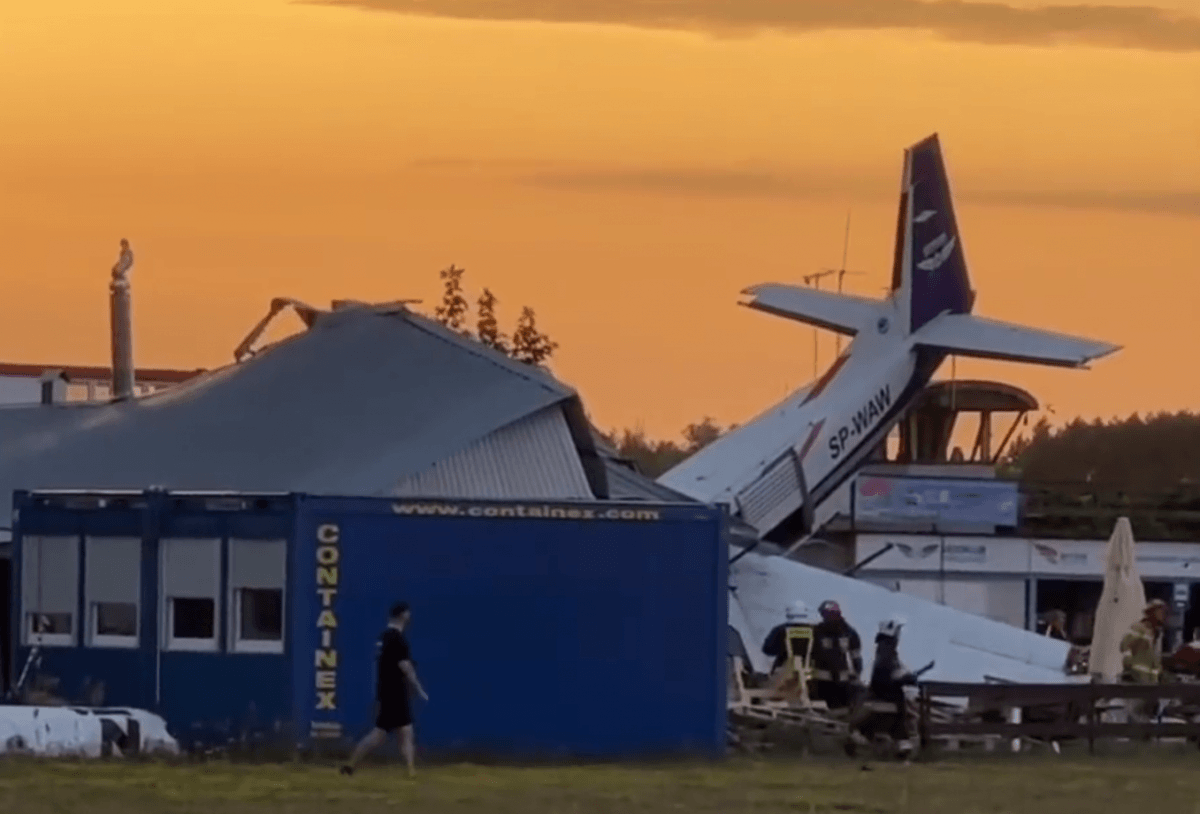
[
  {"x1": 0, "y1": 303, "x2": 608, "y2": 517},
  {"x1": 591, "y1": 436, "x2": 761, "y2": 544}
]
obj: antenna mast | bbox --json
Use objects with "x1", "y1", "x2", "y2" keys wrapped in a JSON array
[
  {"x1": 801, "y1": 269, "x2": 836, "y2": 378},
  {"x1": 831, "y1": 210, "x2": 868, "y2": 356}
]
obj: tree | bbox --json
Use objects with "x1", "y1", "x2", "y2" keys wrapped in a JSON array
[
  {"x1": 608, "y1": 427, "x2": 691, "y2": 478},
  {"x1": 475, "y1": 288, "x2": 509, "y2": 354},
  {"x1": 510, "y1": 306, "x2": 558, "y2": 366},
  {"x1": 433, "y1": 264, "x2": 470, "y2": 335},
  {"x1": 596, "y1": 419, "x2": 734, "y2": 479},
  {"x1": 682, "y1": 416, "x2": 727, "y2": 454},
  {"x1": 430, "y1": 266, "x2": 557, "y2": 368}
]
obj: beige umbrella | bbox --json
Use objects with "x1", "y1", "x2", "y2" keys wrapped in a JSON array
[{"x1": 1089, "y1": 517, "x2": 1147, "y2": 682}]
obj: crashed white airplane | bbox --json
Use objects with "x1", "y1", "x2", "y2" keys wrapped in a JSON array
[{"x1": 660, "y1": 133, "x2": 1121, "y2": 684}]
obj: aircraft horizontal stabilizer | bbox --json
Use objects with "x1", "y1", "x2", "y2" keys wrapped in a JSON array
[
  {"x1": 739, "y1": 283, "x2": 882, "y2": 336},
  {"x1": 913, "y1": 312, "x2": 1121, "y2": 368}
]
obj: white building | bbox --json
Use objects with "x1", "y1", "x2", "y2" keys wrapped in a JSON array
[
  {"x1": 852, "y1": 532, "x2": 1200, "y2": 642},
  {"x1": 0, "y1": 363, "x2": 204, "y2": 405}
]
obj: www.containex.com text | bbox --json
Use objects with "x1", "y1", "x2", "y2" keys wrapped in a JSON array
[{"x1": 391, "y1": 502, "x2": 662, "y2": 521}]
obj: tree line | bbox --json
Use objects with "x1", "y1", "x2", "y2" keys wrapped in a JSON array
[
  {"x1": 427, "y1": 266, "x2": 1200, "y2": 487},
  {"x1": 1004, "y1": 412, "x2": 1200, "y2": 496}
]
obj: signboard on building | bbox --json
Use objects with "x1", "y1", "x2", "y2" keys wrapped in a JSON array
[
  {"x1": 1027, "y1": 539, "x2": 1095, "y2": 576},
  {"x1": 856, "y1": 535, "x2": 1200, "y2": 581},
  {"x1": 855, "y1": 535, "x2": 1032, "y2": 575},
  {"x1": 853, "y1": 475, "x2": 1019, "y2": 528}
]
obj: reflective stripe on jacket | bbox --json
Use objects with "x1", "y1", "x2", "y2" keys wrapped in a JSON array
[
  {"x1": 1121, "y1": 620, "x2": 1162, "y2": 683},
  {"x1": 811, "y1": 619, "x2": 863, "y2": 683}
]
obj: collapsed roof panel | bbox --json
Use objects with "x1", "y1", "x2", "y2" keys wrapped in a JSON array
[{"x1": 0, "y1": 304, "x2": 606, "y2": 516}]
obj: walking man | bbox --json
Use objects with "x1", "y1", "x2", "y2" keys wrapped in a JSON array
[{"x1": 341, "y1": 602, "x2": 429, "y2": 777}]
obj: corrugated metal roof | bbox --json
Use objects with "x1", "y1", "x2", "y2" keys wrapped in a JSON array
[
  {"x1": 0, "y1": 305, "x2": 606, "y2": 516},
  {"x1": 598, "y1": 457, "x2": 762, "y2": 544},
  {"x1": 603, "y1": 458, "x2": 697, "y2": 503},
  {"x1": 394, "y1": 405, "x2": 593, "y2": 499}
]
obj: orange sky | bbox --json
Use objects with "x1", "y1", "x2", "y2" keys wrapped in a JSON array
[{"x1": 1, "y1": 0, "x2": 1198, "y2": 441}]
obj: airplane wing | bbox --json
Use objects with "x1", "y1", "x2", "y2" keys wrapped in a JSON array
[
  {"x1": 740, "y1": 283, "x2": 884, "y2": 336},
  {"x1": 913, "y1": 312, "x2": 1121, "y2": 368}
]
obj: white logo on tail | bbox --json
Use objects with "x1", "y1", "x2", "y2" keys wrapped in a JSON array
[
  {"x1": 917, "y1": 233, "x2": 956, "y2": 272},
  {"x1": 914, "y1": 209, "x2": 937, "y2": 223}
]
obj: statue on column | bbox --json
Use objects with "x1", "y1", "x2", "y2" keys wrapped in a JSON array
[{"x1": 112, "y1": 239, "x2": 134, "y2": 286}]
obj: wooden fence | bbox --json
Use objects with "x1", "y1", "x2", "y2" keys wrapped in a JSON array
[{"x1": 918, "y1": 681, "x2": 1200, "y2": 754}]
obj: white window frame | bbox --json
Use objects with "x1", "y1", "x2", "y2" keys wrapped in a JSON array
[
  {"x1": 161, "y1": 538, "x2": 221, "y2": 653},
  {"x1": 230, "y1": 587, "x2": 285, "y2": 654},
  {"x1": 91, "y1": 602, "x2": 141, "y2": 649},
  {"x1": 25, "y1": 612, "x2": 75, "y2": 648},
  {"x1": 21, "y1": 535, "x2": 79, "y2": 648},
  {"x1": 85, "y1": 536, "x2": 141, "y2": 649},
  {"x1": 228, "y1": 538, "x2": 286, "y2": 655}
]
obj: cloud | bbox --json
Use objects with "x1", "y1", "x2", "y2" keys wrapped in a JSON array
[
  {"x1": 308, "y1": 0, "x2": 1200, "y2": 52},
  {"x1": 510, "y1": 164, "x2": 1200, "y2": 217},
  {"x1": 409, "y1": 157, "x2": 556, "y2": 170},
  {"x1": 411, "y1": 156, "x2": 1200, "y2": 217},
  {"x1": 522, "y1": 167, "x2": 870, "y2": 198},
  {"x1": 970, "y1": 188, "x2": 1200, "y2": 217}
]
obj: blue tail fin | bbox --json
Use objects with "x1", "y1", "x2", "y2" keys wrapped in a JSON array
[
  {"x1": 742, "y1": 134, "x2": 1118, "y2": 369},
  {"x1": 893, "y1": 134, "x2": 976, "y2": 334}
]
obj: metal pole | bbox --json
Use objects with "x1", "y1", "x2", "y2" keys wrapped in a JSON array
[
  {"x1": 804, "y1": 274, "x2": 822, "y2": 378},
  {"x1": 836, "y1": 212, "x2": 850, "y2": 356},
  {"x1": 803, "y1": 269, "x2": 836, "y2": 378},
  {"x1": 109, "y1": 239, "x2": 136, "y2": 400}
]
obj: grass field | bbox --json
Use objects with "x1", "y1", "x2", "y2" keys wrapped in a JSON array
[{"x1": 4, "y1": 754, "x2": 1200, "y2": 814}]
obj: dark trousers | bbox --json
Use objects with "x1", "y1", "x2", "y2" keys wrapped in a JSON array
[
  {"x1": 858, "y1": 711, "x2": 909, "y2": 742},
  {"x1": 814, "y1": 680, "x2": 855, "y2": 710},
  {"x1": 853, "y1": 697, "x2": 912, "y2": 746}
]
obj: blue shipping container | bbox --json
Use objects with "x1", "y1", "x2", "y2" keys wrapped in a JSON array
[{"x1": 8, "y1": 490, "x2": 728, "y2": 758}]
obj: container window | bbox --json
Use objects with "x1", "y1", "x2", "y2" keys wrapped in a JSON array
[
  {"x1": 229, "y1": 539, "x2": 286, "y2": 654},
  {"x1": 21, "y1": 536, "x2": 79, "y2": 647},
  {"x1": 172, "y1": 597, "x2": 216, "y2": 639},
  {"x1": 85, "y1": 536, "x2": 141, "y2": 648},
  {"x1": 161, "y1": 538, "x2": 221, "y2": 652}
]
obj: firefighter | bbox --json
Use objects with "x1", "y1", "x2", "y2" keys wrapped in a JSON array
[
  {"x1": 1121, "y1": 599, "x2": 1168, "y2": 722},
  {"x1": 1037, "y1": 609, "x2": 1069, "y2": 641},
  {"x1": 1122, "y1": 599, "x2": 1168, "y2": 683},
  {"x1": 761, "y1": 601, "x2": 815, "y2": 673},
  {"x1": 850, "y1": 616, "x2": 920, "y2": 760},
  {"x1": 811, "y1": 600, "x2": 863, "y2": 710}
]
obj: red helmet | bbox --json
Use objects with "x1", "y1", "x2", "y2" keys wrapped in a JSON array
[{"x1": 818, "y1": 600, "x2": 841, "y2": 620}]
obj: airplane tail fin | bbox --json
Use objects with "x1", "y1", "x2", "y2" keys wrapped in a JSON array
[
  {"x1": 892, "y1": 133, "x2": 975, "y2": 335},
  {"x1": 741, "y1": 133, "x2": 1120, "y2": 369},
  {"x1": 897, "y1": 134, "x2": 1119, "y2": 368},
  {"x1": 739, "y1": 133, "x2": 976, "y2": 339}
]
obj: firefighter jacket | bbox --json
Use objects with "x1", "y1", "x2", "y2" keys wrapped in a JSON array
[
  {"x1": 762, "y1": 623, "x2": 814, "y2": 672},
  {"x1": 812, "y1": 618, "x2": 863, "y2": 683},
  {"x1": 869, "y1": 638, "x2": 917, "y2": 708},
  {"x1": 1121, "y1": 619, "x2": 1163, "y2": 684}
]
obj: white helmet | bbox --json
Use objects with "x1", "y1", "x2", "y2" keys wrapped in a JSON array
[
  {"x1": 785, "y1": 601, "x2": 811, "y2": 623},
  {"x1": 879, "y1": 616, "x2": 905, "y2": 637}
]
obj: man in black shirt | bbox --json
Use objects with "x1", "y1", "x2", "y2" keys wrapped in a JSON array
[{"x1": 341, "y1": 602, "x2": 429, "y2": 777}]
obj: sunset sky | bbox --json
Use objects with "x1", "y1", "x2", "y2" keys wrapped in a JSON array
[{"x1": 1, "y1": 0, "x2": 1197, "y2": 441}]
